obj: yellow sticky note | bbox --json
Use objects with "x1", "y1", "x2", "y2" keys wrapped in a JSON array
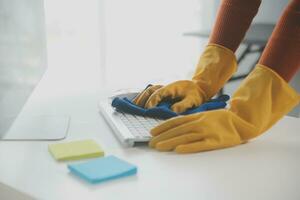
[{"x1": 49, "y1": 139, "x2": 104, "y2": 161}]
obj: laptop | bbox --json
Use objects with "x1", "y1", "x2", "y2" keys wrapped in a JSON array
[{"x1": 99, "y1": 91, "x2": 164, "y2": 147}]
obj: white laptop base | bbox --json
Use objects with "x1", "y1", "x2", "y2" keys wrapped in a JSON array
[{"x1": 99, "y1": 92, "x2": 164, "y2": 147}]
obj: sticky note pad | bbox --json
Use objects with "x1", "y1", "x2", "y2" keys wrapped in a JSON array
[
  {"x1": 68, "y1": 155, "x2": 137, "y2": 184},
  {"x1": 49, "y1": 139, "x2": 104, "y2": 161}
]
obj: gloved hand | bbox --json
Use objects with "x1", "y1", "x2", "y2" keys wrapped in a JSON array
[
  {"x1": 149, "y1": 65, "x2": 300, "y2": 153},
  {"x1": 134, "y1": 80, "x2": 207, "y2": 113},
  {"x1": 133, "y1": 44, "x2": 237, "y2": 113},
  {"x1": 133, "y1": 85, "x2": 163, "y2": 108},
  {"x1": 113, "y1": 95, "x2": 229, "y2": 119}
]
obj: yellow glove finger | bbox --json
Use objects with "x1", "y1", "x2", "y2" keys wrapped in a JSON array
[
  {"x1": 170, "y1": 94, "x2": 204, "y2": 113},
  {"x1": 144, "y1": 87, "x2": 174, "y2": 109},
  {"x1": 149, "y1": 119, "x2": 204, "y2": 148},
  {"x1": 132, "y1": 85, "x2": 163, "y2": 107},
  {"x1": 151, "y1": 113, "x2": 201, "y2": 136},
  {"x1": 155, "y1": 133, "x2": 204, "y2": 151},
  {"x1": 175, "y1": 139, "x2": 219, "y2": 154}
]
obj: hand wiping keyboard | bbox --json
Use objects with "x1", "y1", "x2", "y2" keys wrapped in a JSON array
[{"x1": 111, "y1": 94, "x2": 229, "y2": 119}]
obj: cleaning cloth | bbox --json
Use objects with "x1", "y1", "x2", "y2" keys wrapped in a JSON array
[{"x1": 112, "y1": 94, "x2": 229, "y2": 119}]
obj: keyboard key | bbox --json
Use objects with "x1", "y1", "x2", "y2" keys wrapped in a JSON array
[{"x1": 119, "y1": 113, "x2": 165, "y2": 140}]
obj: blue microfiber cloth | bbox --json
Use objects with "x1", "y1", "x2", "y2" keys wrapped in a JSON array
[
  {"x1": 68, "y1": 155, "x2": 137, "y2": 184},
  {"x1": 111, "y1": 94, "x2": 229, "y2": 119}
]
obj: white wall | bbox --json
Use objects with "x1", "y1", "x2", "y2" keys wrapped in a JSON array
[
  {"x1": 44, "y1": 0, "x2": 102, "y2": 94},
  {"x1": 103, "y1": 0, "x2": 201, "y2": 91}
]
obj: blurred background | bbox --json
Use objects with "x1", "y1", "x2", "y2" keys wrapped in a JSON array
[{"x1": 1, "y1": 0, "x2": 299, "y2": 123}]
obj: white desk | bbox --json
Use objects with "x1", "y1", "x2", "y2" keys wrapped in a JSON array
[{"x1": 0, "y1": 87, "x2": 300, "y2": 200}]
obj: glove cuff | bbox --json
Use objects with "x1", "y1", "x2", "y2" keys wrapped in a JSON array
[
  {"x1": 192, "y1": 44, "x2": 237, "y2": 99},
  {"x1": 230, "y1": 64, "x2": 300, "y2": 141}
]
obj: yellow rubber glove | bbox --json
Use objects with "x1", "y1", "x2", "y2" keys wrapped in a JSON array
[
  {"x1": 132, "y1": 44, "x2": 237, "y2": 113},
  {"x1": 149, "y1": 65, "x2": 300, "y2": 153}
]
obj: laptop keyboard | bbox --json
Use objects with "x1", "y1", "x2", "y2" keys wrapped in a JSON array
[{"x1": 118, "y1": 112, "x2": 164, "y2": 138}]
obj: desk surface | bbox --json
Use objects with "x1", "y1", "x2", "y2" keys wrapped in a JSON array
[{"x1": 0, "y1": 87, "x2": 300, "y2": 200}]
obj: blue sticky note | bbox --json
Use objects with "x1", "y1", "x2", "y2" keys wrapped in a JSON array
[{"x1": 68, "y1": 156, "x2": 137, "y2": 184}]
